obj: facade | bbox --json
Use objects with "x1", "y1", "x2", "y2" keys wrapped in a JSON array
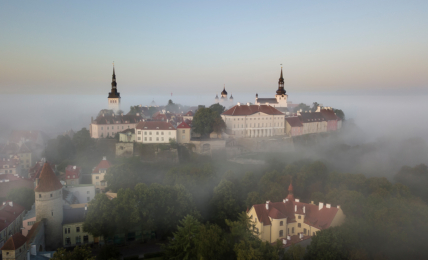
[
  {"x1": 90, "y1": 112, "x2": 144, "y2": 139},
  {"x1": 108, "y1": 66, "x2": 121, "y2": 112},
  {"x1": 22, "y1": 205, "x2": 36, "y2": 237},
  {"x1": 0, "y1": 233, "x2": 28, "y2": 260},
  {"x1": 34, "y1": 163, "x2": 64, "y2": 250},
  {"x1": 135, "y1": 121, "x2": 176, "y2": 144},
  {"x1": 285, "y1": 117, "x2": 303, "y2": 137},
  {"x1": 298, "y1": 111, "x2": 328, "y2": 135},
  {"x1": 0, "y1": 157, "x2": 21, "y2": 175},
  {"x1": 91, "y1": 157, "x2": 112, "y2": 191},
  {"x1": 63, "y1": 206, "x2": 95, "y2": 247},
  {"x1": 64, "y1": 165, "x2": 81, "y2": 186},
  {"x1": 118, "y1": 129, "x2": 135, "y2": 142},
  {"x1": 319, "y1": 107, "x2": 340, "y2": 132},
  {"x1": 182, "y1": 111, "x2": 194, "y2": 122},
  {"x1": 247, "y1": 183, "x2": 345, "y2": 244},
  {"x1": 0, "y1": 202, "x2": 26, "y2": 250},
  {"x1": 255, "y1": 68, "x2": 288, "y2": 108},
  {"x1": 221, "y1": 103, "x2": 285, "y2": 138},
  {"x1": 64, "y1": 185, "x2": 95, "y2": 204},
  {"x1": 17, "y1": 143, "x2": 33, "y2": 173},
  {"x1": 176, "y1": 121, "x2": 191, "y2": 144}
]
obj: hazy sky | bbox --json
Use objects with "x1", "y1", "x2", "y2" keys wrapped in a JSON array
[{"x1": 1, "y1": 0, "x2": 427, "y2": 96}]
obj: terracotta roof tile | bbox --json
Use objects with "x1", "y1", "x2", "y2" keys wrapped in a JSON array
[
  {"x1": 34, "y1": 163, "x2": 62, "y2": 192},
  {"x1": 92, "y1": 158, "x2": 112, "y2": 173},
  {"x1": 1, "y1": 232, "x2": 27, "y2": 250},
  {"x1": 65, "y1": 165, "x2": 81, "y2": 179},
  {"x1": 177, "y1": 121, "x2": 191, "y2": 129},
  {"x1": 285, "y1": 117, "x2": 303, "y2": 127},
  {"x1": 222, "y1": 105, "x2": 284, "y2": 116},
  {"x1": 320, "y1": 109, "x2": 339, "y2": 121},
  {"x1": 135, "y1": 121, "x2": 175, "y2": 131}
]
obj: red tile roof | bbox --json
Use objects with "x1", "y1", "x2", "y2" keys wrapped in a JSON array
[
  {"x1": 136, "y1": 121, "x2": 175, "y2": 131},
  {"x1": 285, "y1": 117, "x2": 303, "y2": 127},
  {"x1": 177, "y1": 121, "x2": 191, "y2": 129},
  {"x1": 0, "y1": 202, "x2": 26, "y2": 232},
  {"x1": 0, "y1": 232, "x2": 27, "y2": 250},
  {"x1": 184, "y1": 111, "x2": 194, "y2": 116},
  {"x1": 222, "y1": 105, "x2": 284, "y2": 116},
  {"x1": 93, "y1": 113, "x2": 143, "y2": 125},
  {"x1": 65, "y1": 165, "x2": 81, "y2": 179},
  {"x1": 320, "y1": 109, "x2": 339, "y2": 121},
  {"x1": 92, "y1": 158, "x2": 112, "y2": 173},
  {"x1": 298, "y1": 112, "x2": 326, "y2": 123},
  {"x1": 34, "y1": 163, "x2": 63, "y2": 192}
]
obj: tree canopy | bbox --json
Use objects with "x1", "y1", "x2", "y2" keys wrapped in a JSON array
[{"x1": 192, "y1": 107, "x2": 226, "y2": 137}]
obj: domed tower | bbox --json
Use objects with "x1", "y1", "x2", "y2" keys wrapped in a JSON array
[
  {"x1": 215, "y1": 94, "x2": 219, "y2": 103},
  {"x1": 229, "y1": 94, "x2": 234, "y2": 102},
  {"x1": 220, "y1": 85, "x2": 228, "y2": 99},
  {"x1": 35, "y1": 163, "x2": 64, "y2": 250}
]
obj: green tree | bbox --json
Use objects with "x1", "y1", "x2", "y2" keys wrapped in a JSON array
[
  {"x1": 83, "y1": 194, "x2": 116, "y2": 239},
  {"x1": 51, "y1": 246, "x2": 95, "y2": 260},
  {"x1": 212, "y1": 117, "x2": 226, "y2": 135},
  {"x1": 311, "y1": 102, "x2": 320, "y2": 112},
  {"x1": 196, "y1": 223, "x2": 234, "y2": 260},
  {"x1": 333, "y1": 109, "x2": 345, "y2": 120},
  {"x1": 7, "y1": 187, "x2": 35, "y2": 210},
  {"x1": 211, "y1": 179, "x2": 242, "y2": 225},
  {"x1": 284, "y1": 244, "x2": 305, "y2": 260},
  {"x1": 112, "y1": 188, "x2": 140, "y2": 234},
  {"x1": 166, "y1": 99, "x2": 180, "y2": 113},
  {"x1": 96, "y1": 244, "x2": 121, "y2": 260},
  {"x1": 162, "y1": 215, "x2": 201, "y2": 260},
  {"x1": 44, "y1": 135, "x2": 76, "y2": 164},
  {"x1": 209, "y1": 103, "x2": 226, "y2": 116},
  {"x1": 192, "y1": 107, "x2": 217, "y2": 137},
  {"x1": 304, "y1": 227, "x2": 347, "y2": 260},
  {"x1": 72, "y1": 128, "x2": 94, "y2": 152}
]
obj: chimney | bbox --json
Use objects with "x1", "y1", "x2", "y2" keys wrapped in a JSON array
[
  {"x1": 103, "y1": 156, "x2": 106, "y2": 160},
  {"x1": 237, "y1": 102, "x2": 241, "y2": 106},
  {"x1": 299, "y1": 233, "x2": 303, "y2": 239},
  {"x1": 9, "y1": 201, "x2": 13, "y2": 207},
  {"x1": 285, "y1": 198, "x2": 288, "y2": 202},
  {"x1": 294, "y1": 205, "x2": 297, "y2": 212},
  {"x1": 136, "y1": 113, "x2": 140, "y2": 116},
  {"x1": 295, "y1": 199, "x2": 299, "y2": 202},
  {"x1": 283, "y1": 199, "x2": 286, "y2": 203},
  {"x1": 73, "y1": 166, "x2": 76, "y2": 170},
  {"x1": 337, "y1": 205, "x2": 340, "y2": 209},
  {"x1": 311, "y1": 201, "x2": 314, "y2": 204},
  {"x1": 326, "y1": 204, "x2": 331, "y2": 209},
  {"x1": 247, "y1": 103, "x2": 250, "y2": 106},
  {"x1": 283, "y1": 239, "x2": 287, "y2": 245},
  {"x1": 266, "y1": 201, "x2": 270, "y2": 210},
  {"x1": 303, "y1": 206, "x2": 306, "y2": 213},
  {"x1": 287, "y1": 235, "x2": 291, "y2": 240},
  {"x1": 319, "y1": 202, "x2": 324, "y2": 210}
]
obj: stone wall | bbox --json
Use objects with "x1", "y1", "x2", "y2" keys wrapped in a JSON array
[{"x1": 115, "y1": 143, "x2": 134, "y2": 157}]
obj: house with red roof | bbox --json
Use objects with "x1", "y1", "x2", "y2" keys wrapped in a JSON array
[
  {"x1": 297, "y1": 111, "x2": 327, "y2": 135},
  {"x1": 221, "y1": 103, "x2": 285, "y2": 138},
  {"x1": 135, "y1": 121, "x2": 176, "y2": 144},
  {"x1": 247, "y1": 183, "x2": 345, "y2": 244},
  {"x1": 0, "y1": 232, "x2": 28, "y2": 259},
  {"x1": 64, "y1": 165, "x2": 81, "y2": 186},
  {"x1": 91, "y1": 157, "x2": 112, "y2": 191},
  {"x1": 183, "y1": 111, "x2": 194, "y2": 122},
  {"x1": 319, "y1": 107, "x2": 341, "y2": 131},
  {"x1": 0, "y1": 201, "x2": 26, "y2": 250},
  {"x1": 177, "y1": 121, "x2": 191, "y2": 144}
]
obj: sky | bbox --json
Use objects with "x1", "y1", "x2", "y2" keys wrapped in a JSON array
[{"x1": 1, "y1": 0, "x2": 427, "y2": 97}]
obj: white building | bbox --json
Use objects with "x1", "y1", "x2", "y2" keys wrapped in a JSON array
[
  {"x1": 64, "y1": 185, "x2": 95, "y2": 204},
  {"x1": 221, "y1": 103, "x2": 286, "y2": 138},
  {"x1": 255, "y1": 68, "x2": 288, "y2": 108},
  {"x1": 90, "y1": 112, "x2": 144, "y2": 138},
  {"x1": 135, "y1": 121, "x2": 176, "y2": 144}
]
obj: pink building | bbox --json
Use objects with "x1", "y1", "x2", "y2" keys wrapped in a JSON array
[
  {"x1": 320, "y1": 108, "x2": 339, "y2": 132},
  {"x1": 285, "y1": 117, "x2": 303, "y2": 137}
]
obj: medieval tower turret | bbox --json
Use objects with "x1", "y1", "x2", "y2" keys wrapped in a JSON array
[
  {"x1": 35, "y1": 163, "x2": 64, "y2": 250},
  {"x1": 108, "y1": 65, "x2": 121, "y2": 112}
]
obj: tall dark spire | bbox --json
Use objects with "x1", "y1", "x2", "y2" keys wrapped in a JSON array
[
  {"x1": 108, "y1": 64, "x2": 120, "y2": 98},
  {"x1": 276, "y1": 67, "x2": 286, "y2": 95}
]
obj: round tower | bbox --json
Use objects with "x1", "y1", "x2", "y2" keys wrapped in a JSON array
[{"x1": 35, "y1": 163, "x2": 64, "y2": 250}]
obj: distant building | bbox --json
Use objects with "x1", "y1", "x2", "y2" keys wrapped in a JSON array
[
  {"x1": 64, "y1": 165, "x2": 81, "y2": 186},
  {"x1": 247, "y1": 183, "x2": 345, "y2": 245},
  {"x1": 215, "y1": 85, "x2": 234, "y2": 107},
  {"x1": 285, "y1": 117, "x2": 303, "y2": 137},
  {"x1": 176, "y1": 121, "x2": 191, "y2": 144},
  {"x1": 221, "y1": 103, "x2": 285, "y2": 138},
  {"x1": 1, "y1": 232, "x2": 27, "y2": 260},
  {"x1": 108, "y1": 66, "x2": 121, "y2": 112},
  {"x1": 0, "y1": 156, "x2": 21, "y2": 175},
  {"x1": 62, "y1": 205, "x2": 95, "y2": 247},
  {"x1": 182, "y1": 111, "x2": 194, "y2": 122},
  {"x1": 0, "y1": 201, "x2": 26, "y2": 250},
  {"x1": 91, "y1": 157, "x2": 112, "y2": 192},
  {"x1": 64, "y1": 185, "x2": 95, "y2": 204},
  {"x1": 118, "y1": 129, "x2": 135, "y2": 143},
  {"x1": 255, "y1": 68, "x2": 288, "y2": 108},
  {"x1": 90, "y1": 112, "x2": 144, "y2": 139},
  {"x1": 135, "y1": 121, "x2": 176, "y2": 144}
]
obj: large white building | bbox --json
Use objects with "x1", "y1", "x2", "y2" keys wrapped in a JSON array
[
  {"x1": 135, "y1": 121, "x2": 176, "y2": 144},
  {"x1": 90, "y1": 112, "x2": 144, "y2": 138},
  {"x1": 221, "y1": 103, "x2": 286, "y2": 138},
  {"x1": 255, "y1": 68, "x2": 288, "y2": 108}
]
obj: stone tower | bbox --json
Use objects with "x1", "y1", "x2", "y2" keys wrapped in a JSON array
[
  {"x1": 108, "y1": 65, "x2": 121, "y2": 112},
  {"x1": 35, "y1": 163, "x2": 63, "y2": 250}
]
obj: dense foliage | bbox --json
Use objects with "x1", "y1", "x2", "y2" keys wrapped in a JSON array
[
  {"x1": 7, "y1": 187, "x2": 35, "y2": 210},
  {"x1": 192, "y1": 106, "x2": 226, "y2": 137}
]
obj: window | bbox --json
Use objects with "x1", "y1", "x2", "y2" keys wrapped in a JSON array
[
  {"x1": 96, "y1": 176, "x2": 99, "y2": 180},
  {"x1": 149, "y1": 132, "x2": 152, "y2": 135},
  {"x1": 76, "y1": 227, "x2": 80, "y2": 232},
  {"x1": 76, "y1": 236, "x2": 81, "y2": 244},
  {"x1": 156, "y1": 132, "x2": 159, "y2": 135},
  {"x1": 87, "y1": 197, "x2": 90, "y2": 202},
  {"x1": 156, "y1": 137, "x2": 159, "y2": 141},
  {"x1": 304, "y1": 228, "x2": 307, "y2": 234},
  {"x1": 161, "y1": 137, "x2": 164, "y2": 141},
  {"x1": 182, "y1": 130, "x2": 185, "y2": 133},
  {"x1": 255, "y1": 218, "x2": 257, "y2": 222},
  {"x1": 149, "y1": 137, "x2": 152, "y2": 141},
  {"x1": 39, "y1": 194, "x2": 41, "y2": 198},
  {"x1": 182, "y1": 135, "x2": 185, "y2": 139},
  {"x1": 298, "y1": 215, "x2": 301, "y2": 219},
  {"x1": 292, "y1": 227, "x2": 294, "y2": 234},
  {"x1": 144, "y1": 137, "x2": 147, "y2": 141},
  {"x1": 50, "y1": 193, "x2": 53, "y2": 197},
  {"x1": 138, "y1": 131, "x2": 141, "y2": 134},
  {"x1": 313, "y1": 232, "x2": 315, "y2": 236},
  {"x1": 161, "y1": 132, "x2": 164, "y2": 135},
  {"x1": 101, "y1": 127, "x2": 103, "y2": 130},
  {"x1": 83, "y1": 235, "x2": 89, "y2": 243},
  {"x1": 169, "y1": 132, "x2": 171, "y2": 135},
  {"x1": 280, "y1": 221, "x2": 283, "y2": 226},
  {"x1": 87, "y1": 191, "x2": 90, "y2": 194},
  {"x1": 51, "y1": 211, "x2": 53, "y2": 216},
  {"x1": 279, "y1": 230, "x2": 283, "y2": 237},
  {"x1": 298, "y1": 223, "x2": 301, "y2": 228},
  {"x1": 138, "y1": 137, "x2": 141, "y2": 141},
  {"x1": 145, "y1": 131, "x2": 147, "y2": 135}
]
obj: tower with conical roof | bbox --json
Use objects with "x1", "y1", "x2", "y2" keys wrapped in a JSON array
[
  {"x1": 35, "y1": 163, "x2": 63, "y2": 250},
  {"x1": 108, "y1": 65, "x2": 121, "y2": 112},
  {"x1": 274, "y1": 67, "x2": 288, "y2": 106}
]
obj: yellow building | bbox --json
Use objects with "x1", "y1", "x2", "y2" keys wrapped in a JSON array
[
  {"x1": 62, "y1": 205, "x2": 96, "y2": 247},
  {"x1": 247, "y1": 183, "x2": 345, "y2": 244},
  {"x1": 91, "y1": 157, "x2": 112, "y2": 192},
  {"x1": 176, "y1": 121, "x2": 191, "y2": 144}
]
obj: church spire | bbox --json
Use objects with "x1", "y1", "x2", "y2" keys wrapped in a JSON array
[
  {"x1": 276, "y1": 67, "x2": 286, "y2": 95},
  {"x1": 111, "y1": 64, "x2": 117, "y2": 88}
]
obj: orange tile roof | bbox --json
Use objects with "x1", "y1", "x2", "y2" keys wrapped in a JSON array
[
  {"x1": 177, "y1": 121, "x2": 191, "y2": 129},
  {"x1": 34, "y1": 163, "x2": 62, "y2": 192},
  {"x1": 135, "y1": 121, "x2": 175, "y2": 131},
  {"x1": 1, "y1": 232, "x2": 27, "y2": 250}
]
